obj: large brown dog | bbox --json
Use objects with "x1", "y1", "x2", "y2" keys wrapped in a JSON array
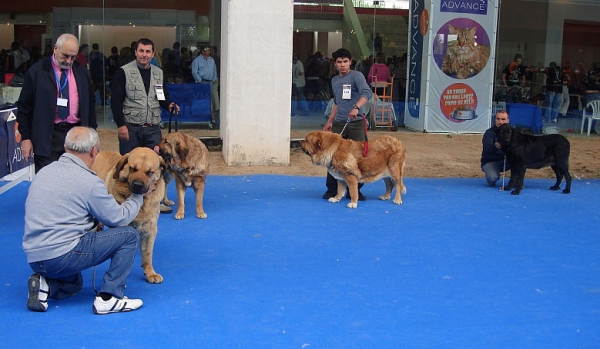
[
  {"x1": 91, "y1": 147, "x2": 167, "y2": 283},
  {"x1": 301, "y1": 131, "x2": 407, "y2": 208},
  {"x1": 157, "y1": 132, "x2": 209, "y2": 220}
]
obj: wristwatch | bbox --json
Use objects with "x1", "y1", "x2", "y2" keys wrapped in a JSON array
[{"x1": 352, "y1": 104, "x2": 360, "y2": 110}]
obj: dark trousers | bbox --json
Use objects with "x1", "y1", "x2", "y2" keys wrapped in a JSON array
[
  {"x1": 325, "y1": 118, "x2": 366, "y2": 192},
  {"x1": 34, "y1": 123, "x2": 80, "y2": 173},
  {"x1": 119, "y1": 124, "x2": 162, "y2": 155}
]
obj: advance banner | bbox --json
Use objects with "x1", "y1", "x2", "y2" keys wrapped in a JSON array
[
  {"x1": 405, "y1": 0, "x2": 498, "y2": 133},
  {"x1": 0, "y1": 108, "x2": 33, "y2": 178},
  {"x1": 405, "y1": 0, "x2": 430, "y2": 132}
]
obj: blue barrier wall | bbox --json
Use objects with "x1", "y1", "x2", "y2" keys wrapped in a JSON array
[{"x1": 160, "y1": 83, "x2": 212, "y2": 123}]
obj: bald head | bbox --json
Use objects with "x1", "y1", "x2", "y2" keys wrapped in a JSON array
[{"x1": 65, "y1": 127, "x2": 99, "y2": 154}]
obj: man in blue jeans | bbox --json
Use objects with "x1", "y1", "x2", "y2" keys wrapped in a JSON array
[{"x1": 23, "y1": 127, "x2": 149, "y2": 314}]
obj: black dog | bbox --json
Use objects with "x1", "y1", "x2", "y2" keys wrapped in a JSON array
[{"x1": 496, "y1": 124, "x2": 571, "y2": 195}]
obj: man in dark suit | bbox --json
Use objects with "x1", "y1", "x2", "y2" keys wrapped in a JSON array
[{"x1": 17, "y1": 33, "x2": 97, "y2": 173}]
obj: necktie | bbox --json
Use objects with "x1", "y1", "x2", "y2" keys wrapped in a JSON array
[{"x1": 58, "y1": 69, "x2": 69, "y2": 120}]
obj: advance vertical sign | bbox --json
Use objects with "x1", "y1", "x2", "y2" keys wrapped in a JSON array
[
  {"x1": 406, "y1": 0, "x2": 498, "y2": 133},
  {"x1": 405, "y1": 0, "x2": 429, "y2": 132}
]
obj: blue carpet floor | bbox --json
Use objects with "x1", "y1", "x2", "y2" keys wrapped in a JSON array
[{"x1": 1, "y1": 175, "x2": 599, "y2": 348}]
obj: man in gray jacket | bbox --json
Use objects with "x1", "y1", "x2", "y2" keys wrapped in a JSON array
[{"x1": 23, "y1": 127, "x2": 147, "y2": 315}]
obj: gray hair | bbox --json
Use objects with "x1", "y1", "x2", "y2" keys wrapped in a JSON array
[
  {"x1": 65, "y1": 127, "x2": 99, "y2": 153},
  {"x1": 55, "y1": 33, "x2": 79, "y2": 50}
]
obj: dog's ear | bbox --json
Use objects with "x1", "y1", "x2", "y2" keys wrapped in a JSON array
[
  {"x1": 176, "y1": 138, "x2": 189, "y2": 161},
  {"x1": 158, "y1": 156, "x2": 167, "y2": 176},
  {"x1": 315, "y1": 133, "x2": 323, "y2": 149},
  {"x1": 113, "y1": 154, "x2": 129, "y2": 179},
  {"x1": 509, "y1": 126, "x2": 516, "y2": 140},
  {"x1": 158, "y1": 154, "x2": 170, "y2": 169}
]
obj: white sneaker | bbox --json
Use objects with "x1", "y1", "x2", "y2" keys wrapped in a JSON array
[
  {"x1": 93, "y1": 296, "x2": 143, "y2": 315},
  {"x1": 27, "y1": 273, "x2": 49, "y2": 312}
]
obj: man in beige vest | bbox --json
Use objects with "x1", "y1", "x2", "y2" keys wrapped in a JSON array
[
  {"x1": 110, "y1": 37, "x2": 179, "y2": 213},
  {"x1": 111, "y1": 38, "x2": 179, "y2": 155}
]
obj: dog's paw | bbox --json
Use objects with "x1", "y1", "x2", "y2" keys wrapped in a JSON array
[
  {"x1": 549, "y1": 185, "x2": 560, "y2": 191},
  {"x1": 562, "y1": 189, "x2": 570, "y2": 194},
  {"x1": 145, "y1": 273, "x2": 164, "y2": 284},
  {"x1": 174, "y1": 211, "x2": 185, "y2": 220},
  {"x1": 163, "y1": 199, "x2": 175, "y2": 206},
  {"x1": 328, "y1": 197, "x2": 340, "y2": 203},
  {"x1": 392, "y1": 198, "x2": 402, "y2": 205},
  {"x1": 510, "y1": 190, "x2": 520, "y2": 195},
  {"x1": 197, "y1": 212, "x2": 208, "y2": 219},
  {"x1": 346, "y1": 202, "x2": 358, "y2": 209},
  {"x1": 378, "y1": 194, "x2": 391, "y2": 201}
]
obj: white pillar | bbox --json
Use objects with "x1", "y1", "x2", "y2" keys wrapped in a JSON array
[{"x1": 220, "y1": 0, "x2": 293, "y2": 166}]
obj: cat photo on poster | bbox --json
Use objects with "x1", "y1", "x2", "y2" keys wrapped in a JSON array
[{"x1": 435, "y1": 18, "x2": 491, "y2": 79}]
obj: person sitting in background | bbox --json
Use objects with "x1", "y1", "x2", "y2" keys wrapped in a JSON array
[{"x1": 501, "y1": 54, "x2": 526, "y2": 103}]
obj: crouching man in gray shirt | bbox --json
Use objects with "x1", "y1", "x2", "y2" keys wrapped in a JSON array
[{"x1": 22, "y1": 126, "x2": 148, "y2": 315}]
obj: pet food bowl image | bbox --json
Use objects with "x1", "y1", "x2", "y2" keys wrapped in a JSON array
[{"x1": 451, "y1": 107, "x2": 477, "y2": 120}]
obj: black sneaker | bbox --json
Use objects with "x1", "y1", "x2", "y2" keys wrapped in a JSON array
[
  {"x1": 322, "y1": 190, "x2": 336, "y2": 199},
  {"x1": 27, "y1": 273, "x2": 49, "y2": 312}
]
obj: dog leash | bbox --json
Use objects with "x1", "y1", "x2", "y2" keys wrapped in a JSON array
[
  {"x1": 168, "y1": 107, "x2": 179, "y2": 133},
  {"x1": 500, "y1": 155, "x2": 506, "y2": 191},
  {"x1": 361, "y1": 113, "x2": 369, "y2": 157},
  {"x1": 339, "y1": 114, "x2": 370, "y2": 157}
]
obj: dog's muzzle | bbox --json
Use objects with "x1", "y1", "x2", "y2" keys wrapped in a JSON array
[{"x1": 130, "y1": 180, "x2": 148, "y2": 194}]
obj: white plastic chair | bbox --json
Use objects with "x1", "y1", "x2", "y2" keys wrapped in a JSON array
[{"x1": 580, "y1": 99, "x2": 600, "y2": 136}]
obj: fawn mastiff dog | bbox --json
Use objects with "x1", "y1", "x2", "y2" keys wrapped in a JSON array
[
  {"x1": 496, "y1": 123, "x2": 572, "y2": 195},
  {"x1": 301, "y1": 131, "x2": 407, "y2": 208},
  {"x1": 91, "y1": 147, "x2": 167, "y2": 283},
  {"x1": 157, "y1": 132, "x2": 210, "y2": 220}
]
